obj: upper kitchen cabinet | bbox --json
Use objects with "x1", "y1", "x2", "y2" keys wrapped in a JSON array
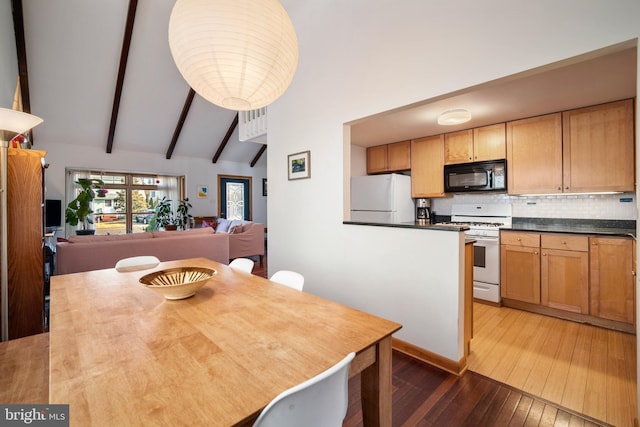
[
  {"x1": 507, "y1": 113, "x2": 563, "y2": 195},
  {"x1": 366, "y1": 140, "x2": 411, "y2": 174},
  {"x1": 562, "y1": 99, "x2": 635, "y2": 193},
  {"x1": 411, "y1": 135, "x2": 445, "y2": 198},
  {"x1": 444, "y1": 123, "x2": 506, "y2": 164}
]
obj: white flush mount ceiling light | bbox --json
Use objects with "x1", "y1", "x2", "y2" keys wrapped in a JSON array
[
  {"x1": 437, "y1": 109, "x2": 471, "y2": 125},
  {"x1": 168, "y1": 0, "x2": 299, "y2": 111}
]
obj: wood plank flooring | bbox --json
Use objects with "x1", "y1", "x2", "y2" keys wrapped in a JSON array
[
  {"x1": 468, "y1": 302, "x2": 637, "y2": 427},
  {"x1": 344, "y1": 350, "x2": 613, "y2": 426},
  {"x1": 254, "y1": 252, "x2": 635, "y2": 425}
]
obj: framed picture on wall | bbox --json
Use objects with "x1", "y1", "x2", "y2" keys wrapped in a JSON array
[
  {"x1": 197, "y1": 185, "x2": 208, "y2": 198},
  {"x1": 287, "y1": 151, "x2": 311, "y2": 180}
]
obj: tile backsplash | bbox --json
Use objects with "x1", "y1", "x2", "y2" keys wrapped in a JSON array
[{"x1": 431, "y1": 192, "x2": 637, "y2": 220}]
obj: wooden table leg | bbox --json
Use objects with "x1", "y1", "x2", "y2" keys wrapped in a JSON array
[{"x1": 360, "y1": 335, "x2": 393, "y2": 427}]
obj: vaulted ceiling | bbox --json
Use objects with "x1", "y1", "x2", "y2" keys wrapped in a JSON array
[{"x1": 14, "y1": 0, "x2": 267, "y2": 165}]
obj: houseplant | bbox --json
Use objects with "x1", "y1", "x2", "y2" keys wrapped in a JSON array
[
  {"x1": 65, "y1": 178, "x2": 105, "y2": 235},
  {"x1": 146, "y1": 196, "x2": 173, "y2": 231},
  {"x1": 175, "y1": 198, "x2": 192, "y2": 230}
]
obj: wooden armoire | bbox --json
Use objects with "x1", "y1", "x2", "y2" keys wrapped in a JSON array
[{"x1": 3, "y1": 148, "x2": 46, "y2": 339}]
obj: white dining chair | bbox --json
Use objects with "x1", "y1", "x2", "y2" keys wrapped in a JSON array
[
  {"x1": 229, "y1": 258, "x2": 255, "y2": 274},
  {"x1": 269, "y1": 270, "x2": 304, "y2": 291},
  {"x1": 253, "y1": 352, "x2": 355, "y2": 427},
  {"x1": 115, "y1": 256, "x2": 160, "y2": 272}
]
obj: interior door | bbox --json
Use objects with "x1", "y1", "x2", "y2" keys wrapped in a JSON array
[{"x1": 218, "y1": 175, "x2": 252, "y2": 220}]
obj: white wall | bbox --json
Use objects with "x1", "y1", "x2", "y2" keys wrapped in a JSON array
[
  {"x1": 39, "y1": 141, "x2": 267, "y2": 225},
  {"x1": 270, "y1": 0, "x2": 640, "y2": 363},
  {"x1": 0, "y1": 0, "x2": 18, "y2": 109}
]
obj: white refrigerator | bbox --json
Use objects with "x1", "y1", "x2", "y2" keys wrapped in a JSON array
[{"x1": 350, "y1": 174, "x2": 415, "y2": 223}]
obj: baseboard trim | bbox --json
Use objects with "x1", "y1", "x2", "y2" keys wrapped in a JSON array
[{"x1": 392, "y1": 338, "x2": 467, "y2": 376}]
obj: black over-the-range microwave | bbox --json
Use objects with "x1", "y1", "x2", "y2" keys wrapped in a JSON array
[{"x1": 444, "y1": 159, "x2": 507, "y2": 193}]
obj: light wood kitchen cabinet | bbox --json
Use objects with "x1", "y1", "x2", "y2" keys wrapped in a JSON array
[
  {"x1": 506, "y1": 113, "x2": 563, "y2": 194},
  {"x1": 366, "y1": 144, "x2": 388, "y2": 173},
  {"x1": 540, "y1": 234, "x2": 589, "y2": 314},
  {"x1": 444, "y1": 123, "x2": 506, "y2": 164},
  {"x1": 411, "y1": 135, "x2": 445, "y2": 198},
  {"x1": 366, "y1": 140, "x2": 411, "y2": 174},
  {"x1": 562, "y1": 99, "x2": 635, "y2": 193},
  {"x1": 500, "y1": 231, "x2": 541, "y2": 304},
  {"x1": 590, "y1": 236, "x2": 635, "y2": 324}
]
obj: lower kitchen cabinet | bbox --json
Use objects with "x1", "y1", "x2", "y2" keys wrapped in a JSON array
[
  {"x1": 500, "y1": 232, "x2": 540, "y2": 304},
  {"x1": 590, "y1": 236, "x2": 635, "y2": 324},
  {"x1": 501, "y1": 231, "x2": 636, "y2": 329},
  {"x1": 540, "y1": 234, "x2": 589, "y2": 314}
]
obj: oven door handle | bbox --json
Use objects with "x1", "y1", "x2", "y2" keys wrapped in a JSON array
[{"x1": 470, "y1": 237, "x2": 499, "y2": 245}]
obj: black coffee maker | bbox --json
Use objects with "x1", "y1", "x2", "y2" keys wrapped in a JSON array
[{"x1": 416, "y1": 198, "x2": 431, "y2": 224}]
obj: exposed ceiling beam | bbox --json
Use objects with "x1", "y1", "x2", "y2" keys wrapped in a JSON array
[
  {"x1": 250, "y1": 144, "x2": 267, "y2": 167},
  {"x1": 106, "y1": 0, "x2": 138, "y2": 154},
  {"x1": 211, "y1": 113, "x2": 239, "y2": 163},
  {"x1": 166, "y1": 88, "x2": 195, "y2": 159}
]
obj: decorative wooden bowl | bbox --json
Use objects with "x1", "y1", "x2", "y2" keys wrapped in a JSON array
[{"x1": 139, "y1": 267, "x2": 216, "y2": 300}]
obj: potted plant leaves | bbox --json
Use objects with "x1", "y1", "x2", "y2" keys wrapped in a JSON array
[
  {"x1": 146, "y1": 196, "x2": 173, "y2": 231},
  {"x1": 175, "y1": 198, "x2": 192, "y2": 230},
  {"x1": 65, "y1": 178, "x2": 105, "y2": 235}
]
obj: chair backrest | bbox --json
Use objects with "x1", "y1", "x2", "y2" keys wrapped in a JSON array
[
  {"x1": 253, "y1": 352, "x2": 355, "y2": 427},
  {"x1": 269, "y1": 270, "x2": 304, "y2": 291},
  {"x1": 229, "y1": 257, "x2": 255, "y2": 273},
  {"x1": 115, "y1": 256, "x2": 160, "y2": 272}
]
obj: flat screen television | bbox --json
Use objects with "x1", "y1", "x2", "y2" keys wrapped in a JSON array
[{"x1": 45, "y1": 199, "x2": 62, "y2": 230}]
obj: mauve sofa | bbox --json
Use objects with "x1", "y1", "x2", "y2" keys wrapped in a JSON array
[
  {"x1": 56, "y1": 227, "x2": 229, "y2": 275},
  {"x1": 228, "y1": 222, "x2": 265, "y2": 265}
]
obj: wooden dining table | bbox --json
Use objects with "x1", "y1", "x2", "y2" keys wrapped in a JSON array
[{"x1": 49, "y1": 257, "x2": 402, "y2": 426}]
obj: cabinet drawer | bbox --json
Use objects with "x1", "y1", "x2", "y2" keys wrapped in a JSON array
[
  {"x1": 501, "y1": 232, "x2": 540, "y2": 247},
  {"x1": 541, "y1": 234, "x2": 588, "y2": 251}
]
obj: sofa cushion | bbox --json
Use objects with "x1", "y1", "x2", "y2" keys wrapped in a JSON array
[{"x1": 151, "y1": 228, "x2": 214, "y2": 238}]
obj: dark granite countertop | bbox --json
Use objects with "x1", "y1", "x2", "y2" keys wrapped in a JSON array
[
  {"x1": 502, "y1": 218, "x2": 636, "y2": 238},
  {"x1": 343, "y1": 221, "x2": 469, "y2": 232}
]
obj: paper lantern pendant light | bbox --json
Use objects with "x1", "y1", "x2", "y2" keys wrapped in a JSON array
[{"x1": 168, "y1": 0, "x2": 299, "y2": 111}]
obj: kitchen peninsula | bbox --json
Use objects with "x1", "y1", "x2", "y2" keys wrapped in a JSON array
[{"x1": 344, "y1": 220, "x2": 473, "y2": 373}]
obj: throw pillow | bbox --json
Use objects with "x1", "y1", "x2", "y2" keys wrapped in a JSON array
[
  {"x1": 215, "y1": 218, "x2": 231, "y2": 233},
  {"x1": 228, "y1": 219, "x2": 244, "y2": 234},
  {"x1": 202, "y1": 219, "x2": 218, "y2": 229}
]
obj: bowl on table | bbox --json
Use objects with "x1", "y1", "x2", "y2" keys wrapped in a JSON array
[{"x1": 139, "y1": 267, "x2": 217, "y2": 300}]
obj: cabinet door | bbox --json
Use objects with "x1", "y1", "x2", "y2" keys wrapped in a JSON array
[
  {"x1": 411, "y1": 135, "x2": 445, "y2": 198},
  {"x1": 474, "y1": 123, "x2": 506, "y2": 162},
  {"x1": 387, "y1": 140, "x2": 411, "y2": 171},
  {"x1": 506, "y1": 113, "x2": 563, "y2": 195},
  {"x1": 590, "y1": 236, "x2": 635, "y2": 324},
  {"x1": 500, "y1": 244, "x2": 540, "y2": 304},
  {"x1": 366, "y1": 145, "x2": 388, "y2": 174},
  {"x1": 444, "y1": 129, "x2": 473, "y2": 164},
  {"x1": 7, "y1": 149, "x2": 45, "y2": 339},
  {"x1": 541, "y1": 248, "x2": 589, "y2": 313},
  {"x1": 562, "y1": 99, "x2": 634, "y2": 193}
]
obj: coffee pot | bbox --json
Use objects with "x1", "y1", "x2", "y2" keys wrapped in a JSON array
[{"x1": 415, "y1": 198, "x2": 431, "y2": 224}]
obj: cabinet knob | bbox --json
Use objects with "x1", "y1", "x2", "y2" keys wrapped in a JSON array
[
  {"x1": 517, "y1": 238, "x2": 521, "y2": 241},
  {"x1": 592, "y1": 242, "x2": 598, "y2": 246},
  {"x1": 562, "y1": 241, "x2": 567, "y2": 245},
  {"x1": 535, "y1": 251, "x2": 539, "y2": 255},
  {"x1": 565, "y1": 186, "x2": 569, "y2": 190},
  {"x1": 542, "y1": 252, "x2": 547, "y2": 256}
]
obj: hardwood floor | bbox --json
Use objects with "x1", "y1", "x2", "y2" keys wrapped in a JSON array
[
  {"x1": 468, "y1": 302, "x2": 637, "y2": 427},
  {"x1": 344, "y1": 350, "x2": 613, "y2": 426},
  {"x1": 253, "y1": 249, "x2": 635, "y2": 425}
]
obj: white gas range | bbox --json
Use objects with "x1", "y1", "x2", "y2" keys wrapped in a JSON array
[{"x1": 440, "y1": 204, "x2": 513, "y2": 303}]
